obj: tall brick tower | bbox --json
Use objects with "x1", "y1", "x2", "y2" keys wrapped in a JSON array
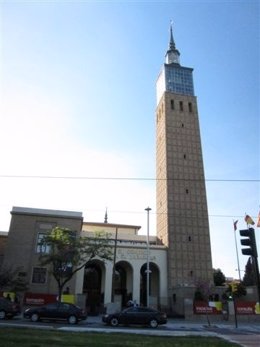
[{"x1": 156, "y1": 26, "x2": 213, "y2": 313}]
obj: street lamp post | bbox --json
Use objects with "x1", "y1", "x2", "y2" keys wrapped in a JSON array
[
  {"x1": 145, "y1": 207, "x2": 151, "y2": 307},
  {"x1": 111, "y1": 228, "x2": 118, "y2": 303}
]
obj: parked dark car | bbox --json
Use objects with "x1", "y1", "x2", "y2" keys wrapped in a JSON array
[
  {"x1": 0, "y1": 297, "x2": 21, "y2": 319},
  {"x1": 102, "y1": 306, "x2": 167, "y2": 328},
  {"x1": 24, "y1": 302, "x2": 87, "y2": 324}
]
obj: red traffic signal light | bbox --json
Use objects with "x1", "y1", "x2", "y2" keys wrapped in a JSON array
[{"x1": 239, "y1": 228, "x2": 257, "y2": 257}]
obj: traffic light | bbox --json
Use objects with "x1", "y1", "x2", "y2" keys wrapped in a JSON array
[
  {"x1": 231, "y1": 282, "x2": 238, "y2": 293},
  {"x1": 239, "y1": 228, "x2": 258, "y2": 257}
]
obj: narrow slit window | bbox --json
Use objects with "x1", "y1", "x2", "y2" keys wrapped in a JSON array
[
  {"x1": 188, "y1": 102, "x2": 193, "y2": 113},
  {"x1": 170, "y1": 99, "x2": 174, "y2": 110},
  {"x1": 179, "y1": 101, "x2": 183, "y2": 111}
]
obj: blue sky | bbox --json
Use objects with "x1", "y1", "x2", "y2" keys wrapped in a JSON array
[{"x1": 0, "y1": 0, "x2": 259, "y2": 279}]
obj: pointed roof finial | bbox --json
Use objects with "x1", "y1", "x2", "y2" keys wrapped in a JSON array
[
  {"x1": 104, "y1": 208, "x2": 108, "y2": 223},
  {"x1": 165, "y1": 21, "x2": 180, "y2": 65},
  {"x1": 169, "y1": 20, "x2": 176, "y2": 50}
]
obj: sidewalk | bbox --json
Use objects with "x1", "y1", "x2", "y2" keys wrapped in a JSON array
[{"x1": 86, "y1": 314, "x2": 260, "y2": 332}]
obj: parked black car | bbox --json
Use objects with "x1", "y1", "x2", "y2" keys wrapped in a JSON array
[
  {"x1": 102, "y1": 306, "x2": 167, "y2": 328},
  {"x1": 0, "y1": 297, "x2": 21, "y2": 319},
  {"x1": 24, "y1": 302, "x2": 87, "y2": 324}
]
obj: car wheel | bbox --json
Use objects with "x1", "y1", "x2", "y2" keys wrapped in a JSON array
[
  {"x1": 110, "y1": 317, "x2": 119, "y2": 327},
  {"x1": 149, "y1": 319, "x2": 158, "y2": 328},
  {"x1": 31, "y1": 313, "x2": 39, "y2": 322},
  {"x1": 68, "y1": 315, "x2": 78, "y2": 325},
  {"x1": 0, "y1": 310, "x2": 6, "y2": 320}
]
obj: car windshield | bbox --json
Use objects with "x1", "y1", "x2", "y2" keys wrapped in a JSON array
[
  {"x1": 122, "y1": 307, "x2": 136, "y2": 313},
  {"x1": 124, "y1": 307, "x2": 155, "y2": 313},
  {"x1": 138, "y1": 307, "x2": 156, "y2": 312},
  {"x1": 59, "y1": 303, "x2": 71, "y2": 311}
]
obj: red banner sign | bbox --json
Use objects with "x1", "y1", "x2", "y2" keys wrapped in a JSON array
[
  {"x1": 235, "y1": 301, "x2": 259, "y2": 315},
  {"x1": 24, "y1": 293, "x2": 57, "y2": 306},
  {"x1": 194, "y1": 301, "x2": 260, "y2": 315},
  {"x1": 194, "y1": 301, "x2": 222, "y2": 315}
]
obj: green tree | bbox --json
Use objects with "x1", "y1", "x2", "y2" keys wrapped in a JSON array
[
  {"x1": 242, "y1": 257, "x2": 256, "y2": 286},
  {"x1": 0, "y1": 265, "x2": 28, "y2": 292},
  {"x1": 223, "y1": 282, "x2": 247, "y2": 300},
  {"x1": 213, "y1": 268, "x2": 226, "y2": 286},
  {"x1": 194, "y1": 280, "x2": 215, "y2": 326},
  {"x1": 39, "y1": 227, "x2": 112, "y2": 301}
]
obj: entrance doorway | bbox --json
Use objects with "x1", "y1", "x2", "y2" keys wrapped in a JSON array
[
  {"x1": 83, "y1": 261, "x2": 104, "y2": 315},
  {"x1": 113, "y1": 261, "x2": 133, "y2": 307},
  {"x1": 140, "y1": 262, "x2": 160, "y2": 307}
]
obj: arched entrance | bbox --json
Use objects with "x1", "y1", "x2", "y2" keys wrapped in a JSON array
[
  {"x1": 83, "y1": 260, "x2": 105, "y2": 315},
  {"x1": 140, "y1": 262, "x2": 160, "y2": 308},
  {"x1": 112, "y1": 261, "x2": 133, "y2": 308}
]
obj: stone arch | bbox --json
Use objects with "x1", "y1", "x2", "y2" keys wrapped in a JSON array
[
  {"x1": 140, "y1": 261, "x2": 160, "y2": 308},
  {"x1": 83, "y1": 259, "x2": 106, "y2": 314}
]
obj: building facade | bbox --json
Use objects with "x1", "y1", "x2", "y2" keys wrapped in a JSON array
[
  {"x1": 156, "y1": 26, "x2": 213, "y2": 312},
  {"x1": 2, "y1": 207, "x2": 168, "y2": 313},
  {"x1": 77, "y1": 222, "x2": 167, "y2": 313},
  {"x1": 2, "y1": 207, "x2": 84, "y2": 296}
]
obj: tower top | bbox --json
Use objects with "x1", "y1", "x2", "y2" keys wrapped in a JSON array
[
  {"x1": 104, "y1": 207, "x2": 108, "y2": 223},
  {"x1": 165, "y1": 23, "x2": 180, "y2": 65},
  {"x1": 169, "y1": 24, "x2": 176, "y2": 50}
]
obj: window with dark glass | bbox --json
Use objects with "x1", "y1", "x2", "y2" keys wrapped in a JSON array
[
  {"x1": 170, "y1": 99, "x2": 174, "y2": 110},
  {"x1": 188, "y1": 102, "x2": 193, "y2": 113},
  {"x1": 179, "y1": 101, "x2": 183, "y2": 111},
  {"x1": 32, "y1": 267, "x2": 47, "y2": 284}
]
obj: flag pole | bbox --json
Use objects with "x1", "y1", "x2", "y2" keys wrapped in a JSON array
[{"x1": 233, "y1": 220, "x2": 241, "y2": 281}]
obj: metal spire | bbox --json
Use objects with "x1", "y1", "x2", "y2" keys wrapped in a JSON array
[
  {"x1": 165, "y1": 21, "x2": 180, "y2": 65},
  {"x1": 104, "y1": 208, "x2": 108, "y2": 223},
  {"x1": 169, "y1": 21, "x2": 176, "y2": 50}
]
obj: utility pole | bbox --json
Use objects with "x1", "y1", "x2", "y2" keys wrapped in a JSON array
[
  {"x1": 111, "y1": 228, "x2": 118, "y2": 303},
  {"x1": 145, "y1": 207, "x2": 151, "y2": 307}
]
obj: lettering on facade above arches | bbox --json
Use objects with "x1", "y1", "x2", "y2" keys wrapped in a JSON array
[{"x1": 117, "y1": 248, "x2": 157, "y2": 261}]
